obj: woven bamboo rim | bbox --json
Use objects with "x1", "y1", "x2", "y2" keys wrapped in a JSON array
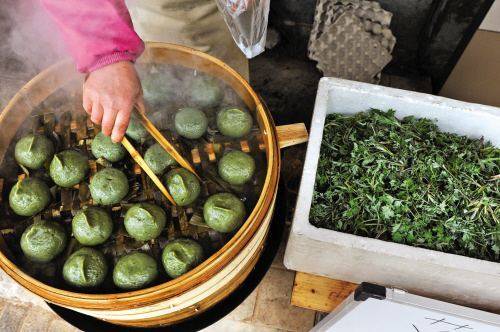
[
  {"x1": 70, "y1": 194, "x2": 276, "y2": 326},
  {"x1": 0, "y1": 43, "x2": 280, "y2": 310}
]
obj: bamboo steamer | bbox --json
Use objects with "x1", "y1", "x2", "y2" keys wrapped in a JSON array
[{"x1": 0, "y1": 43, "x2": 308, "y2": 327}]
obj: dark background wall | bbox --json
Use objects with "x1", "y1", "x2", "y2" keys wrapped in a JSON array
[
  {"x1": 377, "y1": 0, "x2": 435, "y2": 72},
  {"x1": 269, "y1": 0, "x2": 494, "y2": 90},
  {"x1": 418, "y1": 0, "x2": 495, "y2": 90}
]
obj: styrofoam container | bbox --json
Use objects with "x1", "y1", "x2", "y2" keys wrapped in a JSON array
[{"x1": 284, "y1": 77, "x2": 500, "y2": 313}]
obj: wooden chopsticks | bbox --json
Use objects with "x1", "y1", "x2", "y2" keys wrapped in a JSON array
[
  {"x1": 121, "y1": 137, "x2": 177, "y2": 206},
  {"x1": 120, "y1": 103, "x2": 202, "y2": 206},
  {"x1": 133, "y1": 103, "x2": 201, "y2": 180}
]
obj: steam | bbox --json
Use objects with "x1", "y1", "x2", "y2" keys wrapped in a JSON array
[
  {"x1": 0, "y1": 1, "x2": 250, "y2": 117},
  {"x1": 1, "y1": 0, "x2": 67, "y2": 78}
]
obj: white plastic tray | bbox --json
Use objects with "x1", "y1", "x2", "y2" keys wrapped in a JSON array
[{"x1": 284, "y1": 77, "x2": 500, "y2": 313}]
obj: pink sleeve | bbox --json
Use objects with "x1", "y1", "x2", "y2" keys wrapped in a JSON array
[{"x1": 41, "y1": 0, "x2": 144, "y2": 73}]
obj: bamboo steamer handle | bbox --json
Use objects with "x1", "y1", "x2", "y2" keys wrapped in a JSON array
[{"x1": 275, "y1": 123, "x2": 308, "y2": 149}]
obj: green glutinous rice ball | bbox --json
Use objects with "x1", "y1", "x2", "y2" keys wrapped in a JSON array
[
  {"x1": 141, "y1": 69, "x2": 178, "y2": 106},
  {"x1": 164, "y1": 168, "x2": 201, "y2": 206},
  {"x1": 124, "y1": 203, "x2": 167, "y2": 241},
  {"x1": 144, "y1": 143, "x2": 177, "y2": 175},
  {"x1": 63, "y1": 247, "x2": 108, "y2": 288},
  {"x1": 49, "y1": 150, "x2": 89, "y2": 188},
  {"x1": 174, "y1": 108, "x2": 208, "y2": 139},
  {"x1": 218, "y1": 150, "x2": 256, "y2": 185},
  {"x1": 9, "y1": 178, "x2": 51, "y2": 217},
  {"x1": 91, "y1": 132, "x2": 126, "y2": 162},
  {"x1": 217, "y1": 108, "x2": 253, "y2": 138},
  {"x1": 187, "y1": 76, "x2": 223, "y2": 109},
  {"x1": 162, "y1": 238, "x2": 203, "y2": 278},
  {"x1": 89, "y1": 168, "x2": 129, "y2": 205},
  {"x1": 20, "y1": 220, "x2": 67, "y2": 263},
  {"x1": 204, "y1": 193, "x2": 246, "y2": 233},
  {"x1": 126, "y1": 115, "x2": 148, "y2": 142},
  {"x1": 14, "y1": 134, "x2": 54, "y2": 170},
  {"x1": 113, "y1": 252, "x2": 158, "y2": 290},
  {"x1": 72, "y1": 207, "x2": 113, "y2": 246}
]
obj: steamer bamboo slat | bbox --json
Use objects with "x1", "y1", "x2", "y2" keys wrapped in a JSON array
[{"x1": 0, "y1": 42, "x2": 308, "y2": 327}]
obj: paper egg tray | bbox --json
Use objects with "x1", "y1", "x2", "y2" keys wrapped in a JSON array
[{"x1": 308, "y1": 0, "x2": 396, "y2": 83}]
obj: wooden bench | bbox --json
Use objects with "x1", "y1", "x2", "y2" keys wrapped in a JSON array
[{"x1": 291, "y1": 272, "x2": 358, "y2": 313}]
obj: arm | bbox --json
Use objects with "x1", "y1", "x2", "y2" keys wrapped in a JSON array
[
  {"x1": 41, "y1": 0, "x2": 144, "y2": 142},
  {"x1": 41, "y1": 0, "x2": 144, "y2": 73}
]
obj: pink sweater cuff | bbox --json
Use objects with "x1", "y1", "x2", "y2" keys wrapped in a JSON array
[{"x1": 87, "y1": 51, "x2": 138, "y2": 72}]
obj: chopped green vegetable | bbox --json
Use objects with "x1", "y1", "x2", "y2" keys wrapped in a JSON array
[{"x1": 310, "y1": 109, "x2": 500, "y2": 261}]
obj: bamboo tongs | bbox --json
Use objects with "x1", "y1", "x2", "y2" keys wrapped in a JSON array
[
  {"x1": 121, "y1": 137, "x2": 177, "y2": 206},
  {"x1": 133, "y1": 103, "x2": 200, "y2": 180},
  {"x1": 120, "y1": 104, "x2": 201, "y2": 206}
]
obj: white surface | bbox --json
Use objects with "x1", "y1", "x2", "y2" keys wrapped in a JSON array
[
  {"x1": 284, "y1": 77, "x2": 500, "y2": 312},
  {"x1": 480, "y1": 1, "x2": 500, "y2": 32},
  {"x1": 313, "y1": 288, "x2": 500, "y2": 332}
]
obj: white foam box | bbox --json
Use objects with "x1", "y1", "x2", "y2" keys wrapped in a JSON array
[{"x1": 284, "y1": 77, "x2": 500, "y2": 313}]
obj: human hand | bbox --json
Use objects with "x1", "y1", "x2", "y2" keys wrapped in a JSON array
[{"x1": 83, "y1": 61, "x2": 143, "y2": 143}]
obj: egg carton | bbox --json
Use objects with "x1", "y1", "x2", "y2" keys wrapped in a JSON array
[
  {"x1": 309, "y1": 0, "x2": 394, "y2": 52},
  {"x1": 308, "y1": 0, "x2": 395, "y2": 83},
  {"x1": 309, "y1": 0, "x2": 395, "y2": 55},
  {"x1": 312, "y1": 10, "x2": 392, "y2": 83}
]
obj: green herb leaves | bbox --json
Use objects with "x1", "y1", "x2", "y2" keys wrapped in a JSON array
[{"x1": 310, "y1": 109, "x2": 500, "y2": 261}]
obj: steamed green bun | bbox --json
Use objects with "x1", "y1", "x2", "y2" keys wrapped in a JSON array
[
  {"x1": 63, "y1": 247, "x2": 108, "y2": 288},
  {"x1": 174, "y1": 108, "x2": 208, "y2": 139},
  {"x1": 14, "y1": 134, "x2": 54, "y2": 170},
  {"x1": 9, "y1": 178, "x2": 51, "y2": 217},
  {"x1": 164, "y1": 168, "x2": 201, "y2": 206},
  {"x1": 124, "y1": 203, "x2": 167, "y2": 241},
  {"x1": 91, "y1": 132, "x2": 126, "y2": 162},
  {"x1": 72, "y1": 207, "x2": 113, "y2": 246},
  {"x1": 113, "y1": 252, "x2": 158, "y2": 290},
  {"x1": 126, "y1": 116, "x2": 148, "y2": 142},
  {"x1": 89, "y1": 168, "x2": 129, "y2": 205},
  {"x1": 144, "y1": 143, "x2": 177, "y2": 175},
  {"x1": 187, "y1": 76, "x2": 223, "y2": 108},
  {"x1": 161, "y1": 238, "x2": 203, "y2": 278},
  {"x1": 142, "y1": 69, "x2": 178, "y2": 106},
  {"x1": 49, "y1": 150, "x2": 89, "y2": 187},
  {"x1": 203, "y1": 193, "x2": 246, "y2": 233},
  {"x1": 20, "y1": 220, "x2": 67, "y2": 263},
  {"x1": 218, "y1": 151, "x2": 255, "y2": 185},
  {"x1": 217, "y1": 108, "x2": 253, "y2": 138}
]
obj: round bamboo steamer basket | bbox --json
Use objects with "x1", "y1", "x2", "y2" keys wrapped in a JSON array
[{"x1": 0, "y1": 42, "x2": 308, "y2": 327}]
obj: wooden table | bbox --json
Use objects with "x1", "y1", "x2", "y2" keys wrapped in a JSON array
[{"x1": 291, "y1": 272, "x2": 358, "y2": 313}]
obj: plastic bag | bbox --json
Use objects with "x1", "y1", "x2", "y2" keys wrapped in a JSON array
[{"x1": 215, "y1": 0, "x2": 270, "y2": 58}]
